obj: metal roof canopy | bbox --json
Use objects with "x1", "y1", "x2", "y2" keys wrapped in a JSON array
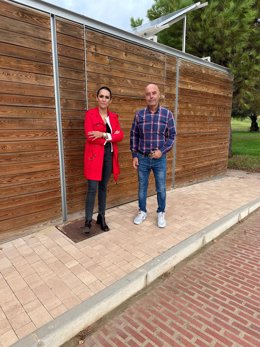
[
  {"x1": 133, "y1": 2, "x2": 208, "y2": 52},
  {"x1": 10, "y1": 0, "x2": 227, "y2": 72}
]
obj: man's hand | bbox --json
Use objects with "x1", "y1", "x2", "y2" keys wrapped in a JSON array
[
  {"x1": 150, "y1": 149, "x2": 162, "y2": 159},
  {"x1": 133, "y1": 157, "x2": 139, "y2": 169}
]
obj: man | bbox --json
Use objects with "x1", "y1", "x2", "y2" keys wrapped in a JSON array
[{"x1": 130, "y1": 83, "x2": 176, "y2": 228}]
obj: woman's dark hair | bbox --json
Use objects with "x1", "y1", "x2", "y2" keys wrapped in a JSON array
[{"x1": 96, "y1": 86, "x2": 112, "y2": 98}]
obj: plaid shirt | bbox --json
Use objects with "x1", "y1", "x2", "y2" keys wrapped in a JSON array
[{"x1": 130, "y1": 105, "x2": 176, "y2": 158}]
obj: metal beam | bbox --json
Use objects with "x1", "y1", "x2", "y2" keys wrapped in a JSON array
[{"x1": 50, "y1": 14, "x2": 67, "y2": 222}]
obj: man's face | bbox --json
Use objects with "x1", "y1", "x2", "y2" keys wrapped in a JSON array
[{"x1": 145, "y1": 84, "x2": 160, "y2": 109}]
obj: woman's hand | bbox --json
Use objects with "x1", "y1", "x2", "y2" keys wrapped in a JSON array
[{"x1": 88, "y1": 131, "x2": 104, "y2": 140}]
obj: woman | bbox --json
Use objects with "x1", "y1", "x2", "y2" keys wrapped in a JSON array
[{"x1": 83, "y1": 86, "x2": 124, "y2": 234}]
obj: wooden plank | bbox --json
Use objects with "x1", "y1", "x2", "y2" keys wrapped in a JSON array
[
  {"x1": 179, "y1": 88, "x2": 232, "y2": 102},
  {"x1": 0, "y1": 1, "x2": 50, "y2": 28},
  {"x1": 86, "y1": 51, "x2": 164, "y2": 78},
  {"x1": 0, "y1": 129, "x2": 57, "y2": 141},
  {"x1": 0, "y1": 14, "x2": 51, "y2": 40},
  {"x1": 60, "y1": 89, "x2": 85, "y2": 101},
  {"x1": 0, "y1": 160, "x2": 59, "y2": 176},
  {"x1": 56, "y1": 18, "x2": 84, "y2": 38},
  {"x1": 86, "y1": 30, "x2": 165, "y2": 64},
  {"x1": 0, "y1": 94, "x2": 55, "y2": 107},
  {"x1": 56, "y1": 32, "x2": 84, "y2": 50},
  {"x1": 59, "y1": 77, "x2": 85, "y2": 92},
  {"x1": 63, "y1": 138, "x2": 85, "y2": 149},
  {"x1": 0, "y1": 140, "x2": 58, "y2": 153},
  {"x1": 179, "y1": 80, "x2": 232, "y2": 96},
  {"x1": 58, "y1": 44, "x2": 84, "y2": 60},
  {"x1": 59, "y1": 66, "x2": 85, "y2": 81},
  {"x1": 61, "y1": 111, "x2": 85, "y2": 121},
  {"x1": 0, "y1": 206, "x2": 61, "y2": 233},
  {"x1": 0, "y1": 56, "x2": 53, "y2": 75},
  {"x1": 60, "y1": 98, "x2": 85, "y2": 110},
  {"x1": 62, "y1": 119, "x2": 84, "y2": 130},
  {"x1": 0, "y1": 28, "x2": 51, "y2": 52},
  {"x1": 0, "y1": 106, "x2": 56, "y2": 119},
  {"x1": 0, "y1": 178, "x2": 60, "y2": 198},
  {"x1": 87, "y1": 72, "x2": 157, "y2": 94},
  {"x1": 0, "y1": 118, "x2": 57, "y2": 130},
  {"x1": 0, "y1": 190, "x2": 61, "y2": 214},
  {"x1": 0, "y1": 81, "x2": 54, "y2": 97},
  {"x1": 58, "y1": 55, "x2": 85, "y2": 71},
  {"x1": 0, "y1": 68, "x2": 54, "y2": 86},
  {"x1": 86, "y1": 61, "x2": 161, "y2": 86},
  {"x1": 86, "y1": 42, "x2": 165, "y2": 69},
  {"x1": 0, "y1": 42, "x2": 52, "y2": 63},
  {"x1": 0, "y1": 169, "x2": 60, "y2": 187},
  {"x1": 0, "y1": 150, "x2": 59, "y2": 164}
]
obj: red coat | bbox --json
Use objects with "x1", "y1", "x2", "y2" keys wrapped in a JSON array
[{"x1": 84, "y1": 107, "x2": 124, "y2": 181}]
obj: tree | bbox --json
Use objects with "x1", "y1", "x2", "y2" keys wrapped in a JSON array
[
  {"x1": 131, "y1": 17, "x2": 143, "y2": 28},
  {"x1": 131, "y1": 0, "x2": 260, "y2": 117}
]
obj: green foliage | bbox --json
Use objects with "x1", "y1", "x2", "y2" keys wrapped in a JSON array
[
  {"x1": 228, "y1": 118, "x2": 260, "y2": 172},
  {"x1": 130, "y1": 17, "x2": 143, "y2": 28},
  {"x1": 231, "y1": 132, "x2": 260, "y2": 156},
  {"x1": 228, "y1": 154, "x2": 260, "y2": 172},
  {"x1": 231, "y1": 118, "x2": 251, "y2": 131},
  {"x1": 133, "y1": 0, "x2": 260, "y2": 117}
]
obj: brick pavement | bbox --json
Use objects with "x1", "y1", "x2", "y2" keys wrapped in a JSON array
[
  {"x1": 0, "y1": 170, "x2": 260, "y2": 346},
  {"x1": 79, "y1": 207, "x2": 260, "y2": 347}
]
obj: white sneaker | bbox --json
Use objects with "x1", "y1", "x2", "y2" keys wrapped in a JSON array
[
  {"x1": 134, "y1": 211, "x2": 147, "y2": 225},
  {"x1": 158, "y1": 212, "x2": 166, "y2": 228}
]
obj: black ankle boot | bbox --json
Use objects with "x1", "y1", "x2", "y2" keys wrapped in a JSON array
[
  {"x1": 96, "y1": 214, "x2": 109, "y2": 231},
  {"x1": 83, "y1": 220, "x2": 92, "y2": 234}
]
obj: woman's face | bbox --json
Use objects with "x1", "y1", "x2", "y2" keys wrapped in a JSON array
[{"x1": 96, "y1": 89, "x2": 111, "y2": 110}]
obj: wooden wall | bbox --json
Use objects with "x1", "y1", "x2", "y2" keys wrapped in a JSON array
[
  {"x1": 0, "y1": 0, "x2": 233, "y2": 237},
  {"x1": 175, "y1": 61, "x2": 233, "y2": 185},
  {"x1": 0, "y1": 1, "x2": 61, "y2": 235}
]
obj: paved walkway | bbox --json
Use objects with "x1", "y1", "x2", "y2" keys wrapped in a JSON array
[
  {"x1": 0, "y1": 170, "x2": 260, "y2": 347},
  {"x1": 80, "y1": 207, "x2": 260, "y2": 347}
]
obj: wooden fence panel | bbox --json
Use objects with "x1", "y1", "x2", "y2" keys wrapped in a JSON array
[
  {"x1": 0, "y1": 1, "x2": 61, "y2": 235},
  {"x1": 175, "y1": 61, "x2": 233, "y2": 186}
]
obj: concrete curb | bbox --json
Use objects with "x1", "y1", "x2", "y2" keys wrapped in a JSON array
[{"x1": 11, "y1": 198, "x2": 260, "y2": 347}]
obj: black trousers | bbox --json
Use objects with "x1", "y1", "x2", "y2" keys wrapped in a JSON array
[{"x1": 85, "y1": 145, "x2": 113, "y2": 221}]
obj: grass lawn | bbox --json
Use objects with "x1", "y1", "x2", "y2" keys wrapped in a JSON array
[{"x1": 228, "y1": 118, "x2": 260, "y2": 172}]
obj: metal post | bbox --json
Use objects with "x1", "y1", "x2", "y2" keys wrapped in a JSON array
[
  {"x1": 182, "y1": 15, "x2": 186, "y2": 52},
  {"x1": 50, "y1": 14, "x2": 68, "y2": 221},
  {"x1": 172, "y1": 58, "x2": 180, "y2": 189}
]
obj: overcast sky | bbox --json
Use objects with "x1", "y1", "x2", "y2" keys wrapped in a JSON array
[{"x1": 45, "y1": 0, "x2": 154, "y2": 32}]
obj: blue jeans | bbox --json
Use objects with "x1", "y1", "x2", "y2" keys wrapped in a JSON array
[
  {"x1": 137, "y1": 153, "x2": 166, "y2": 213},
  {"x1": 85, "y1": 145, "x2": 112, "y2": 221}
]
